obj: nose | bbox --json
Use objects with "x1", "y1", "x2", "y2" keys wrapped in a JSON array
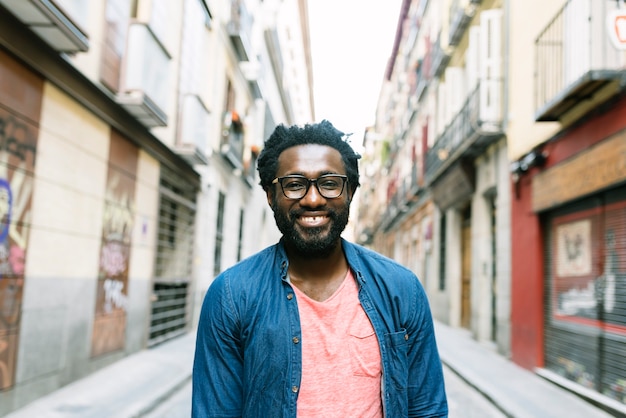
[{"x1": 299, "y1": 181, "x2": 325, "y2": 207}]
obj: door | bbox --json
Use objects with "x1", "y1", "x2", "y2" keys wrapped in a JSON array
[{"x1": 461, "y1": 212, "x2": 472, "y2": 329}]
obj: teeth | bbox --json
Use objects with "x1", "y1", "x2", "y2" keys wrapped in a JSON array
[{"x1": 301, "y1": 216, "x2": 324, "y2": 223}]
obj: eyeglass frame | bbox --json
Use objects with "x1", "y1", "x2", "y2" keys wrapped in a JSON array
[{"x1": 271, "y1": 174, "x2": 349, "y2": 200}]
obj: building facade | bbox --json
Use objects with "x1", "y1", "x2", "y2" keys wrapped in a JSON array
[
  {"x1": 357, "y1": 0, "x2": 626, "y2": 415},
  {"x1": 359, "y1": 0, "x2": 510, "y2": 350},
  {"x1": 0, "y1": 0, "x2": 313, "y2": 414},
  {"x1": 510, "y1": 0, "x2": 626, "y2": 413}
]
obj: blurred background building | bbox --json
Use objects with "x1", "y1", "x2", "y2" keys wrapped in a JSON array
[
  {"x1": 0, "y1": 0, "x2": 313, "y2": 414},
  {"x1": 356, "y1": 0, "x2": 626, "y2": 415}
]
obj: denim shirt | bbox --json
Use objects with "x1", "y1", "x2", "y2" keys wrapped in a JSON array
[{"x1": 192, "y1": 239, "x2": 448, "y2": 418}]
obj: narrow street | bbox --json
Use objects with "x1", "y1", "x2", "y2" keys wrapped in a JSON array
[
  {"x1": 443, "y1": 366, "x2": 506, "y2": 418},
  {"x1": 143, "y1": 380, "x2": 191, "y2": 418},
  {"x1": 6, "y1": 324, "x2": 614, "y2": 418},
  {"x1": 144, "y1": 365, "x2": 506, "y2": 418}
]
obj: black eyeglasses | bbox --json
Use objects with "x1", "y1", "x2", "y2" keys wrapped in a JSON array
[{"x1": 272, "y1": 174, "x2": 348, "y2": 200}]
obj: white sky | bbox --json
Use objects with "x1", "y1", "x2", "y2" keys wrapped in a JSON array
[{"x1": 307, "y1": 1, "x2": 403, "y2": 147}]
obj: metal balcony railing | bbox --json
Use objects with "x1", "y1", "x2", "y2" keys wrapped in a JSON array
[
  {"x1": 415, "y1": 51, "x2": 432, "y2": 102},
  {"x1": 448, "y1": 0, "x2": 482, "y2": 46},
  {"x1": 425, "y1": 81, "x2": 504, "y2": 184},
  {"x1": 430, "y1": 32, "x2": 451, "y2": 79},
  {"x1": 535, "y1": 0, "x2": 626, "y2": 121},
  {"x1": 378, "y1": 155, "x2": 424, "y2": 232},
  {"x1": 220, "y1": 111, "x2": 245, "y2": 171}
]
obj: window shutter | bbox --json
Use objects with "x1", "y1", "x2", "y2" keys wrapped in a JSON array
[
  {"x1": 466, "y1": 26, "x2": 480, "y2": 93},
  {"x1": 479, "y1": 9, "x2": 502, "y2": 124},
  {"x1": 446, "y1": 67, "x2": 465, "y2": 117}
]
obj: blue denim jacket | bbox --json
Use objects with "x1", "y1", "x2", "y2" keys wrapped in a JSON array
[{"x1": 192, "y1": 239, "x2": 448, "y2": 417}]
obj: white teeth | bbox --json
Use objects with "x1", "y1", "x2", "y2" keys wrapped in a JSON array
[{"x1": 301, "y1": 216, "x2": 324, "y2": 223}]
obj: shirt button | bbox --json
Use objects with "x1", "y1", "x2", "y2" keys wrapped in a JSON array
[
  {"x1": 292, "y1": 385, "x2": 299, "y2": 393},
  {"x1": 405, "y1": 334, "x2": 409, "y2": 341},
  {"x1": 292, "y1": 336, "x2": 299, "y2": 344},
  {"x1": 281, "y1": 261, "x2": 287, "y2": 268},
  {"x1": 287, "y1": 293, "x2": 294, "y2": 300}
]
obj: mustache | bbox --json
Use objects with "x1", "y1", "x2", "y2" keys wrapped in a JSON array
[{"x1": 290, "y1": 207, "x2": 336, "y2": 218}]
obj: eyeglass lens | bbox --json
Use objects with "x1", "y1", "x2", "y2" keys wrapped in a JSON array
[{"x1": 279, "y1": 175, "x2": 346, "y2": 199}]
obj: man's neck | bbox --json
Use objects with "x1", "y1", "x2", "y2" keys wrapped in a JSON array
[{"x1": 286, "y1": 242, "x2": 349, "y2": 301}]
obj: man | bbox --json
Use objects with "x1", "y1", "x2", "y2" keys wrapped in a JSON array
[{"x1": 192, "y1": 120, "x2": 448, "y2": 417}]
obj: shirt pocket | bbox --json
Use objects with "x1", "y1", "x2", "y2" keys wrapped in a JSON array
[{"x1": 348, "y1": 315, "x2": 382, "y2": 378}]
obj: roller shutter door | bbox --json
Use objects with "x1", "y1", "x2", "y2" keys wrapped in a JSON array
[{"x1": 544, "y1": 184, "x2": 626, "y2": 404}]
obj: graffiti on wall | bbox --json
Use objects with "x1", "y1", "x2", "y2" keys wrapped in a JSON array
[
  {"x1": 552, "y1": 201, "x2": 626, "y2": 335},
  {"x1": 91, "y1": 131, "x2": 137, "y2": 357},
  {"x1": 0, "y1": 49, "x2": 41, "y2": 390},
  {"x1": 0, "y1": 112, "x2": 38, "y2": 389}
]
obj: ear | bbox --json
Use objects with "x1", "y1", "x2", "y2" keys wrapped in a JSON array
[
  {"x1": 266, "y1": 190, "x2": 275, "y2": 211},
  {"x1": 347, "y1": 187, "x2": 356, "y2": 204}
]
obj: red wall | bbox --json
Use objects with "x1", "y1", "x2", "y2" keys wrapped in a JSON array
[
  {"x1": 511, "y1": 172, "x2": 545, "y2": 369},
  {"x1": 510, "y1": 94, "x2": 626, "y2": 370}
]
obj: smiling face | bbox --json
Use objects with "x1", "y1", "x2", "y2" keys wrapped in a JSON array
[{"x1": 268, "y1": 144, "x2": 353, "y2": 258}]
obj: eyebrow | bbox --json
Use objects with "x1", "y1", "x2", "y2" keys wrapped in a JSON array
[{"x1": 280, "y1": 171, "x2": 344, "y2": 178}]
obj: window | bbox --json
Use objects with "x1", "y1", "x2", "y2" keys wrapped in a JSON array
[
  {"x1": 154, "y1": 169, "x2": 196, "y2": 281},
  {"x1": 100, "y1": 0, "x2": 132, "y2": 91},
  {"x1": 179, "y1": 0, "x2": 210, "y2": 97},
  {"x1": 150, "y1": 165, "x2": 197, "y2": 346},
  {"x1": 221, "y1": 79, "x2": 244, "y2": 169}
]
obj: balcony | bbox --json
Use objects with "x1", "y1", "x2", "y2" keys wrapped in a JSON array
[
  {"x1": 535, "y1": 0, "x2": 626, "y2": 122},
  {"x1": 414, "y1": 53, "x2": 431, "y2": 103},
  {"x1": 379, "y1": 160, "x2": 423, "y2": 232},
  {"x1": 220, "y1": 111, "x2": 244, "y2": 171},
  {"x1": 227, "y1": 0, "x2": 253, "y2": 61},
  {"x1": 448, "y1": 0, "x2": 481, "y2": 46},
  {"x1": 430, "y1": 33, "x2": 451, "y2": 79},
  {"x1": 117, "y1": 23, "x2": 170, "y2": 128},
  {"x1": 174, "y1": 95, "x2": 210, "y2": 166},
  {"x1": 0, "y1": 0, "x2": 88, "y2": 53},
  {"x1": 242, "y1": 148, "x2": 258, "y2": 188},
  {"x1": 425, "y1": 82, "x2": 504, "y2": 185}
]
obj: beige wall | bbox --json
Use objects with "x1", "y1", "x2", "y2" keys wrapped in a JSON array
[
  {"x1": 128, "y1": 150, "x2": 160, "y2": 282},
  {"x1": 27, "y1": 83, "x2": 109, "y2": 280},
  {"x1": 507, "y1": 0, "x2": 561, "y2": 160}
]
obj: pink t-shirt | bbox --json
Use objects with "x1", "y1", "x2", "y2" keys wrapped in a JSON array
[{"x1": 292, "y1": 270, "x2": 383, "y2": 418}]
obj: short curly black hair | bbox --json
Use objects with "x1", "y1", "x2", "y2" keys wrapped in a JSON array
[{"x1": 257, "y1": 120, "x2": 361, "y2": 192}]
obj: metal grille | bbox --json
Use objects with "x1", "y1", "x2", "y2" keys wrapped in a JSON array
[
  {"x1": 149, "y1": 165, "x2": 197, "y2": 347},
  {"x1": 543, "y1": 184, "x2": 626, "y2": 407}
]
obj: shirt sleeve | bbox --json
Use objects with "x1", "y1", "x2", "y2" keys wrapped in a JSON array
[
  {"x1": 407, "y1": 277, "x2": 449, "y2": 417},
  {"x1": 192, "y1": 273, "x2": 244, "y2": 418}
]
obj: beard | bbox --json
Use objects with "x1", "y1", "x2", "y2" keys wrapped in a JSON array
[{"x1": 273, "y1": 199, "x2": 350, "y2": 258}]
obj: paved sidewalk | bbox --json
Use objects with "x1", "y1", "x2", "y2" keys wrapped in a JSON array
[
  {"x1": 435, "y1": 321, "x2": 615, "y2": 418},
  {"x1": 6, "y1": 322, "x2": 619, "y2": 418},
  {"x1": 6, "y1": 332, "x2": 196, "y2": 418}
]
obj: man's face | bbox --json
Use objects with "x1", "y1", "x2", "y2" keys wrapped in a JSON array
[{"x1": 268, "y1": 144, "x2": 353, "y2": 258}]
